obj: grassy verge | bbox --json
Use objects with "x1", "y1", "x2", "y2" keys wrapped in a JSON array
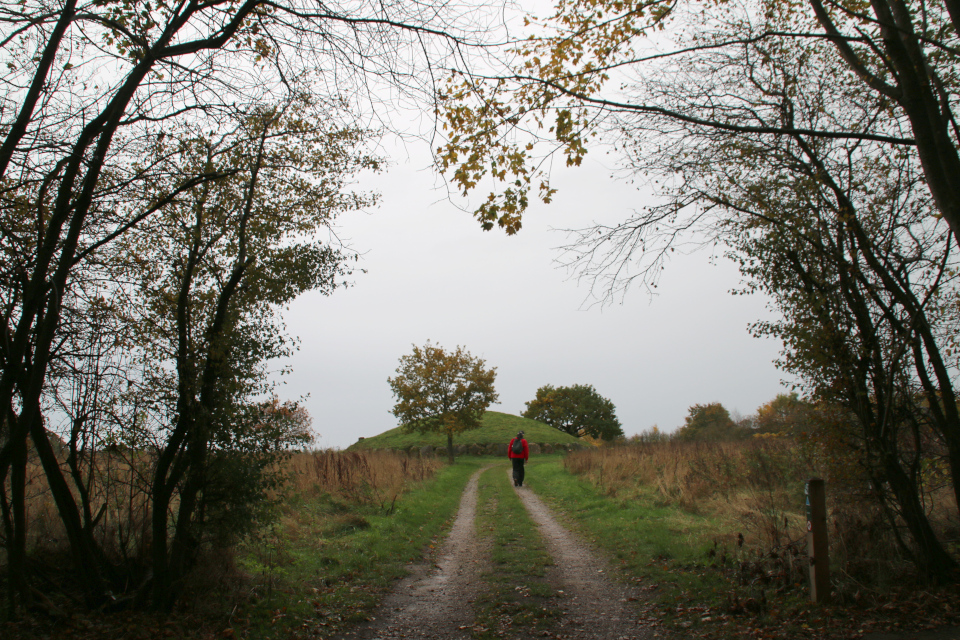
[
  {"x1": 525, "y1": 457, "x2": 960, "y2": 640},
  {"x1": 233, "y1": 457, "x2": 488, "y2": 639},
  {"x1": 472, "y1": 462, "x2": 561, "y2": 639},
  {"x1": 524, "y1": 457, "x2": 739, "y2": 633}
]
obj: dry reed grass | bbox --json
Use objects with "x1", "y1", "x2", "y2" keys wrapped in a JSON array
[
  {"x1": 2, "y1": 448, "x2": 441, "y2": 575},
  {"x1": 566, "y1": 438, "x2": 808, "y2": 504},
  {"x1": 1, "y1": 448, "x2": 154, "y2": 570},
  {"x1": 237, "y1": 449, "x2": 444, "y2": 602},
  {"x1": 564, "y1": 437, "x2": 814, "y2": 564},
  {"x1": 285, "y1": 448, "x2": 443, "y2": 513},
  {"x1": 563, "y1": 437, "x2": 957, "y2": 590}
]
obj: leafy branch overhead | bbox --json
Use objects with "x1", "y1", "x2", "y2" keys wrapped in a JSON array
[{"x1": 436, "y1": 0, "x2": 959, "y2": 248}]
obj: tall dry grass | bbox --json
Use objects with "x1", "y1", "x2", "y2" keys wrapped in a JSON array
[
  {"x1": 285, "y1": 448, "x2": 443, "y2": 513},
  {"x1": 236, "y1": 449, "x2": 444, "y2": 601},
  {"x1": 563, "y1": 437, "x2": 956, "y2": 590},
  {"x1": 566, "y1": 438, "x2": 811, "y2": 546},
  {"x1": 1, "y1": 447, "x2": 155, "y2": 571},
  {"x1": 2, "y1": 448, "x2": 441, "y2": 579}
]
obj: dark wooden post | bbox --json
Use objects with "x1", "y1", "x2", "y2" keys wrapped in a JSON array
[{"x1": 805, "y1": 478, "x2": 830, "y2": 603}]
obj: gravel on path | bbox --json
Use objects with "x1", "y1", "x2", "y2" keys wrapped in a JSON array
[
  {"x1": 333, "y1": 466, "x2": 490, "y2": 640},
  {"x1": 334, "y1": 464, "x2": 656, "y2": 640},
  {"x1": 512, "y1": 471, "x2": 653, "y2": 640}
]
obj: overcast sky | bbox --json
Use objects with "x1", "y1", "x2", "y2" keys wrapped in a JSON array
[{"x1": 274, "y1": 134, "x2": 792, "y2": 450}]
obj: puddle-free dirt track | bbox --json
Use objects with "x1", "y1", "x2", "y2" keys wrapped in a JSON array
[{"x1": 336, "y1": 465, "x2": 651, "y2": 640}]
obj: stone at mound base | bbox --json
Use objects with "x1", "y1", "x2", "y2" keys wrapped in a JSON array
[
  {"x1": 543, "y1": 443, "x2": 554, "y2": 454},
  {"x1": 435, "y1": 446, "x2": 447, "y2": 457},
  {"x1": 495, "y1": 442, "x2": 508, "y2": 456},
  {"x1": 408, "y1": 446, "x2": 419, "y2": 457},
  {"x1": 485, "y1": 443, "x2": 499, "y2": 455},
  {"x1": 469, "y1": 444, "x2": 483, "y2": 456},
  {"x1": 420, "y1": 445, "x2": 434, "y2": 458},
  {"x1": 528, "y1": 443, "x2": 541, "y2": 455},
  {"x1": 455, "y1": 444, "x2": 467, "y2": 455}
]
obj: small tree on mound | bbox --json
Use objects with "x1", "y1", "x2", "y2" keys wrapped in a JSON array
[
  {"x1": 388, "y1": 342, "x2": 498, "y2": 463},
  {"x1": 522, "y1": 384, "x2": 623, "y2": 441}
]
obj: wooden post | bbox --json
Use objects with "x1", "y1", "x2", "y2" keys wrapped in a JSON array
[{"x1": 805, "y1": 478, "x2": 830, "y2": 603}]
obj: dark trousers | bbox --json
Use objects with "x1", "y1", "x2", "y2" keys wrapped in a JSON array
[{"x1": 512, "y1": 457, "x2": 525, "y2": 486}]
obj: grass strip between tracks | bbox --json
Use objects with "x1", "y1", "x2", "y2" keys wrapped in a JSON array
[{"x1": 472, "y1": 463, "x2": 562, "y2": 639}]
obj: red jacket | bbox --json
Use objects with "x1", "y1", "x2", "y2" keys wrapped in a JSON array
[{"x1": 508, "y1": 438, "x2": 529, "y2": 461}]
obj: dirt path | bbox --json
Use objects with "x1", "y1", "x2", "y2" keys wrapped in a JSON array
[
  {"x1": 336, "y1": 464, "x2": 652, "y2": 640},
  {"x1": 511, "y1": 471, "x2": 652, "y2": 640},
  {"x1": 334, "y1": 466, "x2": 490, "y2": 640}
]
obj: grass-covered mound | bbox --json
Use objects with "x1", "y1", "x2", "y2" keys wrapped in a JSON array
[{"x1": 346, "y1": 411, "x2": 580, "y2": 451}]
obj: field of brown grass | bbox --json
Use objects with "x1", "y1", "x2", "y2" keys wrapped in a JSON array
[
  {"x1": 1, "y1": 448, "x2": 443, "y2": 597},
  {"x1": 286, "y1": 449, "x2": 441, "y2": 506},
  {"x1": 562, "y1": 437, "x2": 957, "y2": 590}
]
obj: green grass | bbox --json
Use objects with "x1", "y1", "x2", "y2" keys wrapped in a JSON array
[
  {"x1": 347, "y1": 411, "x2": 581, "y2": 451},
  {"x1": 522, "y1": 457, "x2": 822, "y2": 638},
  {"x1": 235, "y1": 458, "x2": 489, "y2": 639},
  {"x1": 11, "y1": 447, "x2": 956, "y2": 640},
  {"x1": 522, "y1": 458, "x2": 741, "y2": 627},
  {"x1": 472, "y1": 463, "x2": 562, "y2": 639},
  {"x1": 226, "y1": 452, "x2": 960, "y2": 640}
]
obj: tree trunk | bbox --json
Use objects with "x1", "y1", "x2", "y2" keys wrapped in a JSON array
[
  {"x1": 28, "y1": 413, "x2": 108, "y2": 604},
  {"x1": 150, "y1": 474, "x2": 175, "y2": 610},
  {"x1": 810, "y1": 0, "x2": 960, "y2": 249},
  {"x1": 164, "y1": 434, "x2": 209, "y2": 610},
  {"x1": 447, "y1": 432, "x2": 455, "y2": 464},
  {"x1": 881, "y1": 451, "x2": 959, "y2": 583},
  {"x1": 5, "y1": 434, "x2": 29, "y2": 614},
  {"x1": 150, "y1": 421, "x2": 192, "y2": 610},
  {"x1": 0, "y1": 476, "x2": 14, "y2": 618}
]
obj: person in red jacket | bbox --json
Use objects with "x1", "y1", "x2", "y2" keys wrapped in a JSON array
[{"x1": 508, "y1": 431, "x2": 529, "y2": 487}]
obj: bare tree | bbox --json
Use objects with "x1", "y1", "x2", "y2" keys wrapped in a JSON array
[
  {"x1": 0, "y1": 0, "x2": 503, "y2": 611},
  {"x1": 578, "y1": 18, "x2": 960, "y2": 580}
]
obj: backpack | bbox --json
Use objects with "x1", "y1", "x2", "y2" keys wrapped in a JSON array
[{"x1": 511, "y1": 437, "x2": 524, "y2": 455}]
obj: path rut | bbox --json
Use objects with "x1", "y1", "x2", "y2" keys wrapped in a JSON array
[
  {"x1": 335, "y1": 467, "x2": 489, "y2": 639},
  {"x1": 511, "y1": 471, "x2": 652, "y2": 640},
  {"x1": 339, "y1": 464, "x2": 653, "y2": 640}
]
